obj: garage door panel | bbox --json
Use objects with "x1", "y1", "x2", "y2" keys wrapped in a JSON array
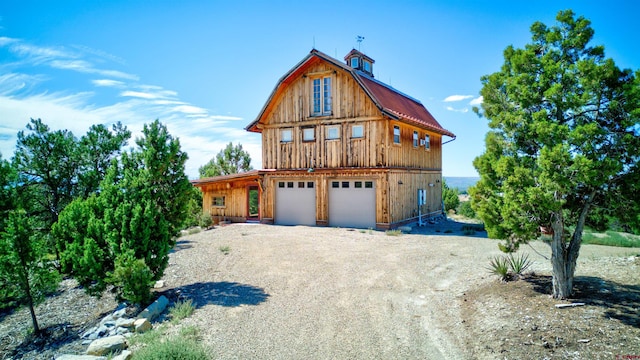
[
  {"x1": 275, "y1": 181, "x2": 316, "y2": 226},
  {"x1": 329, "y1": 180, "x2": 375, "y2": 229}
]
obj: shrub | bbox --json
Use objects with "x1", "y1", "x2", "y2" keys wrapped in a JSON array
[
  {"x1": 487, "y1": 255, "x2": 510, "y2": 281},
  {"x1": 110, "y1": 254, "x2": 153, "y2": 305},
  {"x1": 219, "y1": 246, "x2": 231, "y2": 255},
  {"x1": 198, "y1": 211, "x2": 213, "y2": 228},
  {"x1": 132, "y1": 336, "x2": 209, "y2": 360},
  {"x1": 169, "y1": 299, "x2": 195, "y2": 322},
  {"x1": 385, "y1": 230, "x2": 402, "y2": 236},
  {"x1": 507, "y1": 253, "x2": 533, "y2": 275},
  {"x1": 457, "y1": 201, "x2": 476, "y2": 219}
]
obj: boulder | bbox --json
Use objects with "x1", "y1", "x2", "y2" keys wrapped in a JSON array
[
  {"x1": 112, "y1": 350, "x2": 132, "y2": 360},
  {"x1": 138, "y1": 295, "x2": 169, "y2": 321},
  {"x1": 86, "y1": 335, "x2": 127, "y2": 356},
  {"x1": 154, "y1": 280, "x2": 165, "y2": 289},
  {"x1": 116, "y1": 318, "x2": 136, "y2": 328},
  {"x1": 398, "y1": 226, "x2": 412, "y2": 233},
  {"x1": 134, "y1": 318, "x2": 152, "y2": 333},
  {"x1": 56, "y1": 355, "x2": 106, "y2": 360}
]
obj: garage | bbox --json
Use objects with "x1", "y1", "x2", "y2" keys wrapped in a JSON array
[
  {"x1": 275, "y1": 180, "x2": 316, "y2": 226},
  {"x1": 329, "y1": 179, "x2": 376, "y2": 229}
]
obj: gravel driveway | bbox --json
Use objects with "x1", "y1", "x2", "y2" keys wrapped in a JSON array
[{"x1": 161, "y1": 223, "x2": 529, "y2": 359}]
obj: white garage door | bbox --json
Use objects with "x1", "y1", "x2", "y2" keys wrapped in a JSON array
[
  {"x1": 275, "y1": 180, "x2": 316, "y2": 226},
  {"x1": 329, "y1": 179, "x2": 376, "y2": 229}
]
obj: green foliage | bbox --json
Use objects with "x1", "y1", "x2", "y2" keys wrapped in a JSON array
[
  {"x1": 442, "y1": 179, "x2": 460, "y2": 212},
  {"x1": 169, "y1": 299, "x2": 195, "y2": 322},
  {"x1": 461, "y1": 224, "x2": 484, "y2": 235},
  {"x1": 471, "y1": 10, "x2": 640, "y2": 297},
  {"x1": 55, "y1": 120, "x2": 192, "y2": 304},
  {"x1": 199, "y1": 142, "x2": 252, "y2": 178},
  {"x1": 219, "y1": 246, "x2": 231, "y2": 255},
  {"x1": 581, "y1": 230, "x2": 640, "y2": 248},
  {"x1": 488, "y1": 253, "x2": 533, "y2": 282},
  {"x1": 385, "y1": 229, "x2": 403, "y2": 236},
  {"x1": 132, "y1": 335, "x2": 209, "y2": 360},
  {"x1": 457, "y1": 201, "x2": 477, "y2": 219},
  {"x1": 0, "y1": 210, "x2": 60, "y2": 333}
]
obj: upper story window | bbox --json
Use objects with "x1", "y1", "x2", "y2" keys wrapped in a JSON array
[
  {"x1": 393, "y1": 125, "x2": 401, "y2": 144},
  {"x1": 363, "y1": 60, "x2": 371, "y2": 73},
  {"x1": 351, "y1": 124, "x2": 364, "y2": 138},
  {"x1": 413, "y1": 131, "x2": 419, "y2": 147},
  {"x1": 326, "y1": 125, "x2": 340, "y2": 140},
  {"x1": 312, "y1": 76, "x2": 332, "y2": 116},
  {"x1": 350, "y1": 57, "x2": 359, "y2": 68},
  {"x1": 281, "y1": 128, "x2": 292, "y2": 143},
  {"x1": 302, "y1": 127, "x2": 315, "y2": 141},
  {"x1": 424, "y1": 134, "x2": 431, "y2": 150}
]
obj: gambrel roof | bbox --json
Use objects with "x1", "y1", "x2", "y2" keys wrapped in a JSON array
[{"x1": 245, "y1": 49, "x2": 455, "y2": 138}]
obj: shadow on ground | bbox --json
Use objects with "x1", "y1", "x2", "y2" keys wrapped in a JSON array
[
  {"x1": 526, "y1": 274, "x2": 640, "y2": 328},
  {"x1": 409, "y1": 218, "x2": 488, "y2": 238},
  {"x1": 162, "y1": 281, "x2": 270, "y2": 308},
  {"x1": 170, "y1": 239, "x2": 194, "y2": 253},
  {"x1": 7, "y1": 322, "x2": 78, "y2": 359}
]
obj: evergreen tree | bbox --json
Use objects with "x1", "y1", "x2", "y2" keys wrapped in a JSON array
[
  {"x1": 199, "y1": 142, "x2": 252, "y2": 178},
  {"x1": 471, "y1": 10, "x2": 640, "y2": 298},
  {"x1": 442, "y1": 180, "x2": 460, "y2": 213}
]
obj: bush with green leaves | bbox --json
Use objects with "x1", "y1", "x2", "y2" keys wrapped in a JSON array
[
  {"x1": 457, "y1": 201, "x2": 477, "y2": 219},
  {"x1": 442, "y1": 180, "x2": 460, "y2": 213},
  {"x1": 53, "y1": 120, "x2": 192, "y2": 304},
  {"x1": 169, "y1": 299, "x2": 196, "y2": 322},
  {"x1": 488, "y1": 253, "x2": 534, "y2": 282}
]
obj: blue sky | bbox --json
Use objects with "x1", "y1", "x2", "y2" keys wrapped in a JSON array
[{"x1": 1, "y1": 1, "x2": 638, "y2": 178}]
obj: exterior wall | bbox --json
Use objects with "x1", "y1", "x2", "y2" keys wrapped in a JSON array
[
  {"x1": 387, "y1": 121, "x2": 442, "y2": 169},
  {"x1": 386, "y1": 170, "x2": 443, "y2": 227},
  {"x1": 199, "y1": 178, "x2": 261, "y2": 224}
]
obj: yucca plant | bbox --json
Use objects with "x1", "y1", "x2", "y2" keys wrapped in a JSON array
[
  {"x1": 487, "y1": 255, "x2": 511, "y2": 281},
  {"x1": 507, "y1": 253, "x2": 533, "y2": 276}
]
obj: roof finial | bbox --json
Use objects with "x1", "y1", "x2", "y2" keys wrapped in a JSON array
[{"x1": 356, "y1": 35, "x2": 365, "y2": 51}]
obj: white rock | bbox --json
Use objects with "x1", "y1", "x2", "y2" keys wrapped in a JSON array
[
  {"x1": 112, "y1": 350, "x2": 133, "y2": 360},
  {"x1": 134, "y1": 318, "x2": 152, "y2": 333},
  {"x1": 138, "y1": 295, "x2": 169, "y2": 321},
  {"x1": 116, "y1": 318, "x2": 136, "y2": 328},
  {"x1": 154, "y1": 280, "x2": 165, "y2": 288},
  {"x1": 398, "y1": 226, "x2": 412, "y2": 233},
  {"x1": 56, "y1": 355, "x2": 106, "y2": 360},
  {"x1": 86, "y1": 335, "x2": 127, "y2": 356},
  {"x1": 112, "y1": 308, "x2": 127, "y2": 319}
]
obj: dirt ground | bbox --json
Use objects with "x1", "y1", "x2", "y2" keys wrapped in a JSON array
[{"x1": 1, "y1": 220, "x2": 638, "y2": 359}]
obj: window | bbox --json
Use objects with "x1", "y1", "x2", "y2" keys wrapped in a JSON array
[
  {"x1": 365, "y1": 181, "x2": 373, "y2": 188},
  {"x1": 413, "y1": 131, "x2": 419, "y2": 147},
  {"x1": 393, "y1": 125, "x2": 401, "y2": 144},
  {"x1": 350, "y1": 57, "x2": 359, "y2": 68},
  {"x1": 424, "y1": 134, "x2": 430, "y2": 150},
  {"x1": 212, "y1": 196, "x2": 225, "y2": 207},
  {"x1": 307, "y1": 182, "x2": 314, "y2": 188},
  {"x1": 312, "y1": 76, "x2": 332, "y2": 116},
  {"x1": 326, "y1": 126, "x2": 340, "y2": 140},
  {"x1": 298, "y1": 182, "x2": 305, "y2": 188},
  {"x1": 281, "y1": 129, "x2": 292, "y2": 143},
  {"x1": 287, "y1": 182, "x2": 294, "y2": 188},
  {"x1": 278, "y1": 182, "x2": 285, "y2": 188},
  {"x1": 303, "y1": 127, "x2": 315, "y2": 141},
  {"x1": 363, "y1": 60, "x2": 371, "y2": 73},
  {"x1": 342, "y1": 181, "x2": 349, "y2": 188},
  {"x1": 355, "y1": 181, "x2": 363, "y2": 188},
  {"x1": 332, "y1": 181, "x2": 339, "y2": 188},
  {"x1": 352, "y1": 124, "x2": 364, "y2": 138}
]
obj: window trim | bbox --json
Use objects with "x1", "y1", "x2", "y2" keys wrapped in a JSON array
[
  {"x1": 311, "y1": 76, "x2": 332, "y2": 116},
  {"x1": 351, "y1": 124, "x2": 364, "y2": 139},
  {"x1": 212, "y1": 196, "x2": 225, "y2": 207},
  {"x1": 424, "y1": 134, "x2": 431, "y2": 151},
  {"x1": 413, "y1": 130, "x2": 419, "y2": 148},
  {"x1": 326, "y1": 125, "x2": 340, "y2": 140},
  {"x1": 393, "y1": 125, "x2": 401, "y2": 144},
  {"x1": 302, "y1": 127, "x2": 315, "y2": 142},
  {"x1": 281, "y1": 128, "x2": 293, "y2": 143}
]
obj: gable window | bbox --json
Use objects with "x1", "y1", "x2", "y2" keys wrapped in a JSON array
[
  {"x1": 424, "y1": 134, "x2": 431, "y2": 150},
  {"x1": 303, "y1": 127, "x2": 315, "y2": 141},
  {"x1": 351, "y1": 124, "x2": 364, "y2": 138},
  {"x1": 413, "y1": 131, "x2": 419, "y2": 147},
  {"x1": 281, "y1": 128, "x2": 292, "y2": 143},
  {"x1": 350, "y1": 57, "x2": 359, "y2": 68},
  {"x1": 393, "y1": 125, "x2": 401, "y2": 144},
  {"x1": 312, "y1": 76, "x2": 332, "y2": 116},
  {"x1": 326, "y1": 125, "x2": 340, "y2": 140},
  {"x1": 212, "y1": 196, "x2": 225, "y2": 207},
  {"x1": 363, "y1": 60, "x2": 371, "y2": 73}
]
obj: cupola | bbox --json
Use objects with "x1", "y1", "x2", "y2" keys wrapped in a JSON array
[{"x1": 345, "y1": 49, "x2": 374, "y2": 77}]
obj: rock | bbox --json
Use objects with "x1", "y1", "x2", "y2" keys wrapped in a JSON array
[
  {"x1": 86, "y1": 335, "x2": 127, "y2": 356},
  {"x1": 134, "y1": 318, "x2": 152, "y2": 333},
  {"x1": 112, "y1": 350, "x2": 133, "y2": 360},
  {"x1": 398, "y1": 226, "x2": 412, "y2": 233},
  {"x1": 116, "y1": 318, "x2": 136, "y2": 328},
  {"x1": 138, "y1": 295, "x2": 169, "y2": 321},
  {"x1": 116, "y1": 327, "x2": 130, "y2": 335},
  {"x1": 56, "y1": 355, "x2": 106, "y2": 360},
  {"x1": 154, "y1": 280, "x2": 165, "y2": 288},
  {"x1": 112, "y1": 307, "x2": 127, "y2": 319}
]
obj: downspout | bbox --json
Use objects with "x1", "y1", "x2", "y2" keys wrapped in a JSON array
[{"x1": 442, "y1": 135, "x2": 456, "y2": 145}]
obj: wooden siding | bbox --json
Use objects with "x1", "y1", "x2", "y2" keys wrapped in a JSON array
[
  {"x1": 387, "y1": 121, "x2": 442, "y2": 169},
  {"x1": 386, "y1": 170, "x2": 443, "y2": 225},
  {"x1": 199, "y1": 178, "x2": 261, "y2": 223}
]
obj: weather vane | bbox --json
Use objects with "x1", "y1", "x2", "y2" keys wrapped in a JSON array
[{"x1": 356, "y1": 35, "x2": 365, "y2": 51}]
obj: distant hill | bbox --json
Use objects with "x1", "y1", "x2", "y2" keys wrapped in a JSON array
[{"x1": 444, "y1": 177, "x2": 479, "y2": 192}]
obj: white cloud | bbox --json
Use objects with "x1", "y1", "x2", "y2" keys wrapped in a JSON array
[
  {"x1": 0, "y1": 36, "x2": 18, "y2": 46},
  {"x1": 443, "y1": 95, "x2": 473, "y2": 102},
  {"x1": 173, "y1": 105, "x2": 208, "y2": 115},
  {"x1": 121, "y1": 90, "x2": 160, "y2": 99},
  {"x1": 445, "y1": 106, "x2": 469, "y2": 113},
  {"x1": 469, "y1": 96, "x2": 483, "y2": 106},
  {"x1": 92, "y1": 79, "x2": 125, "y2": 87},
  {"x1": 51, "y1": 59, "x2": 138, "y2": 80}
]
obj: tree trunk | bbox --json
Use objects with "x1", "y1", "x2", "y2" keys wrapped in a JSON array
[
  {"x1": 24, "y1": 279, "x2": 40, "y2": 334},
  {"x1": 549, "y1": 210, "x2": 577, "y2": 298}
]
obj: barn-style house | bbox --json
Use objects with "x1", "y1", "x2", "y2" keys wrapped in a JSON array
[{"x1": 192, "y1": 48, "x2": 455, "y2": 229}]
